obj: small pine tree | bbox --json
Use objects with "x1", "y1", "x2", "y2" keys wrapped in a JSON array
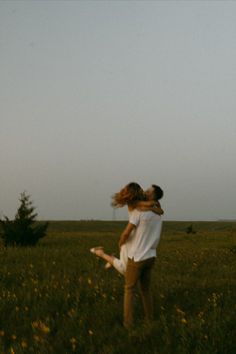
[
  {"x1": 0, "y1": 192, "x2": 48, "y2": 246},
  {"x1": 186, "y1": 224, "x2": 196, "y2": 234}
]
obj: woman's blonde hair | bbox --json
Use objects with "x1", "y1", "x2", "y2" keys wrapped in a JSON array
[{"x1": 111, "y1": 182, "x2": 144, "y2": 208}]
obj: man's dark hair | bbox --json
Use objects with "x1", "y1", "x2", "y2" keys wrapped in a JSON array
[{"x1": 152, "y1": 185, "x2": 164, "y2": 201}]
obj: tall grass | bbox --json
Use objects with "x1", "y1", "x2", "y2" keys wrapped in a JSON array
[{"x1": 0, "y1": 221, "x2": 236, "y2": 353}]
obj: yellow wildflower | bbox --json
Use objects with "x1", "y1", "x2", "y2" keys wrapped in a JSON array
[
  {"x1": 181, "y1": 318, "x2": 187, "y2": 324},
  {"x1": 198, "y1": 311, "x2": 204, "y2": 318},
  {"x1": 32, "y1": 320, "x2": 50, "y2": 334},
  {"x1": 33, "y1": 334, "x2": 40, "y2": 342},
  {"x1": 176, "y1": 308, "x2": 185, "y2": 316},
  {"x1": 32, "y1": 321, "x2": 39, "y2": 329},
  {"x1": 39, "y1": 322, "x2": 50, "y2": 334},
  {"x1": 21, "y1": 340, "x2": 28, "y2": 348},
  {"x1": 68, "y1": 308, "x2": 76, "y2": 317}
]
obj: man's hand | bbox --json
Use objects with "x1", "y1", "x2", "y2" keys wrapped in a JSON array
[{"x1": 151, "y1": 206, "x2": 164, "y2": 215}]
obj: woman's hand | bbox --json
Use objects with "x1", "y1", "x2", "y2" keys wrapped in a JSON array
[{"x1": 118, "y1": 222, "x2": 136, "y2": 248}]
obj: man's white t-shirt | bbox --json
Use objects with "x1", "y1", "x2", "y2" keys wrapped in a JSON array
[{"x1": 127, "y1": 209, "x2": 162, "y2": 262}]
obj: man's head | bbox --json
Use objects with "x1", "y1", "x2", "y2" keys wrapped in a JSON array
[{"x1": 145, "y1": 185, "x2": 163, "y2": 201}]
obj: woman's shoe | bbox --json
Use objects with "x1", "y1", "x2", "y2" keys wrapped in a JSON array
[{"x1": 90, "y1": 246, "x2": 104, "y2": 254}]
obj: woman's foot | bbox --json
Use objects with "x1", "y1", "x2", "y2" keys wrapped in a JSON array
[{"x1": 90, "y1": 247, "x2": 104, "y2": 257}]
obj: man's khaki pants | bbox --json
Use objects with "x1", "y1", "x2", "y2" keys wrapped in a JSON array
[{"x1": 124, "y1": 257, "x2": 155, "y2": 328}]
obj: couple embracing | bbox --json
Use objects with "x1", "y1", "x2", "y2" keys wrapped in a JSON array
[{"x1": 91, "y1": 182, "x2": 164, "y2": 328}]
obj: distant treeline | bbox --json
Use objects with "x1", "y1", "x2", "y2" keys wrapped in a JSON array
[{"x1": 33, "y1": 220, "x2": 236, "y2": 234}]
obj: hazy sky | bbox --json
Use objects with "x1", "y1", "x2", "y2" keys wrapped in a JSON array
[{"x1": 1, "y1": 0, "x2": 236, "y2": 221}]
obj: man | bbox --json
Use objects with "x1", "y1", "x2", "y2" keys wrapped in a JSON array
[{"x1": 119, "y1": 185, "x2": 163, "y2": 328}]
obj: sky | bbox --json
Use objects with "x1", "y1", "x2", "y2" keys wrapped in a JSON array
[{"x1": 1, "y1": 0, "x2": 236, "y2": 221}]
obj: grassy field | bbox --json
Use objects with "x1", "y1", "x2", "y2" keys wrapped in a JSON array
[{"x1": 0, "y1": 221, "x2": 236, "y2": 354}]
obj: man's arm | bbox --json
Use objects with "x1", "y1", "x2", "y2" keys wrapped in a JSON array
[
  {"x1": 135, "y1": 200, "x2": 157, "y2": 208},
  {"x1": 118, "y1": 222, "x2": 136, "y2": 248},
  {"x1": 136, "y1": 200, "x2": 164, "y2": 215},
  {"x1": 148, "y1": 206, "x2": 164, "y2": 215}
]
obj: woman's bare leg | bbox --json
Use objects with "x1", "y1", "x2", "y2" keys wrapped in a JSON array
[
  {"x1": 90, "y1": 248, "x2": 115, "y2": 265},
  {"x1": 90, "y1": 247, "x2": 126, "y2": 274}
]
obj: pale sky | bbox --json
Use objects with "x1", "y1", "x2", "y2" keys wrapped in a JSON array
[{"x1": 1, "y1": 0, "x2": 236, "y2": 221}]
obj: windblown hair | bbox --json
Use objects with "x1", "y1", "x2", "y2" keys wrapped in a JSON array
[
  {"x1": 152, "y1": 185, "x2": 164, "y2": 201},
  {"x1": 111, "y1": 182, "x2": 144, "y2": 208}
]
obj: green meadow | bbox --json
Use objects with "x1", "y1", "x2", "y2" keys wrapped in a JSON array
[{"x1": 0, "y1": 221, "x2": 236, "y2": 354}]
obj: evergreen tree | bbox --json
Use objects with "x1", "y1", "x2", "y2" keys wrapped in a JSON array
[
  {"x1": 186, "y1": 224, "x2": 196, "y2": 234},
  {"x1": 0, "y1": 192, "x2": 48, "y2": 246}
]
